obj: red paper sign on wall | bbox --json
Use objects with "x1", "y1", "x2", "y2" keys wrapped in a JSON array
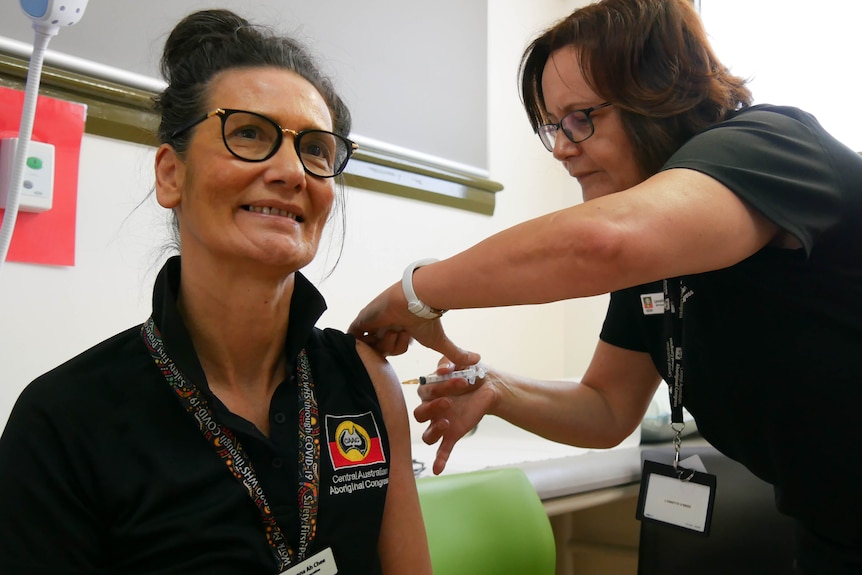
[{"x1": 0, "y1": 85, "x2": 87, "y2": 266}]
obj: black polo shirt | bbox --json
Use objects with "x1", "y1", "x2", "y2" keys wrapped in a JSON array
[
  {"x1": 601, "y1": 105, "x2": 862, "y2": 547},
  {"x1": 0, "y1": 256, "x2": 390, "y2": 574}
]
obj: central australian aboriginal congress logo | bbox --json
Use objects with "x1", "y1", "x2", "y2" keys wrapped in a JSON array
[{"x1": 325, "y1": 412, "x2": 387, "y2": 470}]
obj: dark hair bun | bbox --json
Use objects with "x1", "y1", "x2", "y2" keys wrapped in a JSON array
[
  {"x1": 154, "y1": 8, "x2": 352, "y2": 145},
  {"x1": 160, "y1": 9, "x2": 250, "y2": 86}
]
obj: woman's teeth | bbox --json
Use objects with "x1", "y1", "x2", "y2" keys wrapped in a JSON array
[{"x1": 245, "y1": 206, "x2": 301, "y2": 221}]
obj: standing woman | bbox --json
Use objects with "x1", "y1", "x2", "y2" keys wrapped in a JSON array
[
  {"x1": 0, "y1": 10, "x2": 431, "y2": 575},
  {"x1": 349, "y1": 0, "x2": 862, "y2": 572}
]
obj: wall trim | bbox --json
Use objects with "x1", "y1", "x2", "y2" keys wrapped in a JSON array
[{"x1": 0, "y1": 37, "x2": 502, "y2": 215}]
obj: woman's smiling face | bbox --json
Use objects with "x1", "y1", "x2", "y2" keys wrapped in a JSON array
[{"x1": 156, "y1": 66, "x2": 337, "y2": 272}]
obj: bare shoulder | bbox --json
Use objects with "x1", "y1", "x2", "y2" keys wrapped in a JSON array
[{"x1": 353, "y1": 340, "x2": 407, "y2": 415}]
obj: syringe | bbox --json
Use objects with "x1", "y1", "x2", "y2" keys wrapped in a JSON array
[{"x1": 403, "y1": 364, "x2": 487, "y2": 386}]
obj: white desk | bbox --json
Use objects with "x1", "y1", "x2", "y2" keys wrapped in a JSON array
[
  {"x1": 411, "y1": 416, "x2": 705, "y2": 513},
  {"x1": 411, "y1": 416, "x2": 647, "y2": 510}
]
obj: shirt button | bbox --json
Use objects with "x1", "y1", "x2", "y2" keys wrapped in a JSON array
[
  {"x1": 272, "y1": 457, "x2": 284, "y2": 469},
  {"x1": 274, "y1": 412, "x2": 286, "y2": 424}
]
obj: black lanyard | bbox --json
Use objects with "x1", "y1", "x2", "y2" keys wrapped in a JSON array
[
  {"x1": 142, "y1": 317, "x2": 320, "y2": 572},
  {"x1": 663, "y1": 278, "x2": 692, "y2": 471},
  {"x1": 663, "y1": 278, "x2": 686, "y2": 426}
]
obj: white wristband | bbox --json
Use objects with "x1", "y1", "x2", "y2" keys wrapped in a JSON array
[{"x1": 402, "y1": 258, "x2": 447, "y2": 319}]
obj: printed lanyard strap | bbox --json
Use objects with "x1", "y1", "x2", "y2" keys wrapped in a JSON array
[
  {"x1": 663, "y1": 278, "x2": 689, "y2": 470},
  {"x1": 663, "y1": 278, "x2": 685, "y2": 425},
  {"x1": 142, "y1": 317, "x2": 320, "y2": 572}
]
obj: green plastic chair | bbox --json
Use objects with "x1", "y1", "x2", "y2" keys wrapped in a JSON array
[{"x1": 416, "y1": 467, "x2": 557, "y2": 575}]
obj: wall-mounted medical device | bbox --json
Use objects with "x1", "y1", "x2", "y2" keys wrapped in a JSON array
[
  {"x1": 0, "y1": 138, "x2": 55, "y2": 213},
  {"x1": 19, "y1": 0, "x2": 89, "y2": 30},
  {"x1": 0, "y1": 0, "x2": 89, "y2": 275}
]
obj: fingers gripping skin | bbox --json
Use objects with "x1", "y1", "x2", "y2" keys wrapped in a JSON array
[
  {"x1": 348, "y1": 282, "x2": 480, "y2": 365},
  {"x1": 371, "y1": 330, "x2": 412, "y2": 357}
]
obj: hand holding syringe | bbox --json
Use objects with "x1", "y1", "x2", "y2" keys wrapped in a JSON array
[{"x1": 403, "y1": 364, "x2": 487, "y2": 386}]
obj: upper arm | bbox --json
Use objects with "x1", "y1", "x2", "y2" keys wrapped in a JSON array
[
  {"x1": 498, "y1": 167, "x2": 784, "y2": 305},
  {"x1": 355, "y1": 341, "x2": 432, "y2": 575},
  {"x1": 568, "y1": 168, "x2": 783, "y2": 293}
]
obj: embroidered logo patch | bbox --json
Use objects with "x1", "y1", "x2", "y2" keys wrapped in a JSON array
[{"x1": 325, "y1": 412, "x2": 386, "y2": 470}]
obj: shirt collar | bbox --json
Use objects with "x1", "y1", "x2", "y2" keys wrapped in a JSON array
[{"x1": 150, "y1": 255, "x2": 328, "y2": 390}]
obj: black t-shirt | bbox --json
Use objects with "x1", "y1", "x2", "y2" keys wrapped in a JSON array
[
  {"x1": 601, "y1": 105, "x2": 862, "y2": 545},
  {"x1": 0, "y1": 257, "x2": 390, "y2": 574}
]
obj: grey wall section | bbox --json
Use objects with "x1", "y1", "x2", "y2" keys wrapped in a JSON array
[{"x1": 0, "y1": 0, "x2": 488, "y2": 168}]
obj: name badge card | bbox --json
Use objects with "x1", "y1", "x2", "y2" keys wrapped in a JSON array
[
  {"x1": 636, "y1": 459, "x2": 717, "y2": 536},
  {"x1": 640, "y1": 292, "x2": 665, "y2": 315},
  {"x1": 280, "y1": 547, "x2": 338, "y2": 575}
]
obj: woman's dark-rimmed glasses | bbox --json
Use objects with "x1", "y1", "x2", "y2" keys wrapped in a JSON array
[
  {"x1": 170, "y1": 108, "x2": 358, "y2": 178},
  {"x1": 537, "y1": 102, "x2": 613, "y2": 152}
]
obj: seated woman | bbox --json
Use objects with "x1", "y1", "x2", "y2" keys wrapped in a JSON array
[{"x1": 0, "y1": 9, "x2": 430, "y2": 575}]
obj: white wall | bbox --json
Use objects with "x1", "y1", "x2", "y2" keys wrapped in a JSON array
[
  {"x1": 700, "y1": 0, "x2": 862, "y2": 154},
  {"x1": 0, "y1": 0, "x2": 605, "y2": 435},
  {"x1": 0, "y1": 1, "x2": 490, "y2": 169}
]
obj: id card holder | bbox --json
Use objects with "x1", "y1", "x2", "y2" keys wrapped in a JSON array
[
  {"x1": 636, "y1": 459, "x2": 717, "y2": 536},
  {"x1": 279, "y1": 547, "x2": 338, "y2": 575}
]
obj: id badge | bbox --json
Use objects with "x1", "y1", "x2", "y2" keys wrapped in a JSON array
[
  {"x1": 279, "y1": 547, "x2": 338, "y2": 575},
  {"x1": 636, "y1": 459, "x2": 717, "y2": 536},
  {"x1": 640, "y1": 292, "x2": 665, "y2": 315}
]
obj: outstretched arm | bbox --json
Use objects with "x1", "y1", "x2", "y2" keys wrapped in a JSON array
[{"x1": 348, "y1": 169, "x2": 781, "y2": 359}]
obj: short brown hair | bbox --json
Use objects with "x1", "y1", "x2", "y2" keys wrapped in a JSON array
[{"x1": 520, "y1": 0, "x2": 751, "y2": 176}]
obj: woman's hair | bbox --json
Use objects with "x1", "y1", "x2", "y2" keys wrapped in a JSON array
[
  {"x1": 520, "y1": 0, "x2": 752, "y2": 176},
  {"x1": 154, "y1": 9, "x2": 351, "y2": 148},
  {"x1": 152, "y1": 9, "x2": 350, "y2": 273}
]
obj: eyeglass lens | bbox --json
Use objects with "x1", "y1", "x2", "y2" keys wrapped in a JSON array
[
  {"x1": 538, "y1": 109, "x2": 595, "y2": 152},
  {"x1": 222, "y1": 111, "x2": 350, "y2": 177}
]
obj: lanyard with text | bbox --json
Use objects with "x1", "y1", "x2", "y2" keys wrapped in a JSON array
[
  {"x1": 142, "y1": 317, "x2": 320, "y2": 572},
  {"x1": 636, "y1": 279, "x2": 716, "y2": 536},
  {"x1": 663, "y1": 278, "x2": 687, "y2": 469}
]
